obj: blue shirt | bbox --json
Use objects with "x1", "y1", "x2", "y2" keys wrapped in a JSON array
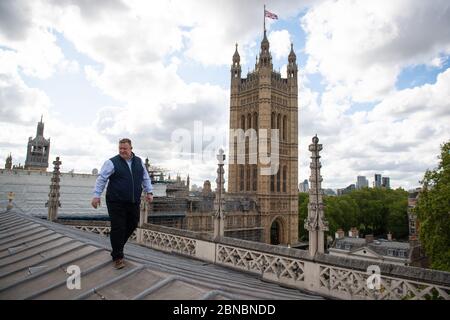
[{"x1": 93, "y1": 156, "x2": 153, "y2": 198}]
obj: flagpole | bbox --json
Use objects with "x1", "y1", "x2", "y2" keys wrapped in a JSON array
[{"x1": 264, "y1": 4, "x2": 266, "y2": 33}]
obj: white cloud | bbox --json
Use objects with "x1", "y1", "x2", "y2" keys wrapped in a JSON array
[
  {"x1": 268, "y1": 30, "x2": 291, "y2": 61},
  {"x1": 299, "y1": 67, "x2": 450, "y2": 190},
  {"x1": 0, "y1": 51, "x2": 50, "y2": 124},
  {"x1": 302, "y1": 0, "x2": 450, "y2": 102},
  {"x1": 1, "y1": 0, "x2": 449, "y2": 192}
]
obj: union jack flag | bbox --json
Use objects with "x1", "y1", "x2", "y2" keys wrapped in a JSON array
[{"x1": 264, "y1": 9, "x2": 278, "y2": 20}]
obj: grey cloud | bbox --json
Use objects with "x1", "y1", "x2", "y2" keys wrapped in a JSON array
[
  {"x1": 48, "y1": 0, "x2": 128, "y2": 20},
  {"x1": 51, "y1": 146, "x2": 92, "y2": 157},
  {"x1": 94, "y1": 96, "x2": 228, "y2": 165},
  {"x1": 415, "y1": 126, "x2": 436, "y2": 140},
  {"x1": 0, "y1": 0, "x2": 32, "y2": 41},
  {"x1": 368, "y1": 2, "x2": 450, "y2": 66},
  {"x1": 0, "y1": 74, "x2": 45, "y2": 125},
  {"x1": 159, "y1": 99, "x2": 227, "y2": 131},
  {"x1": 0, "y1": 141, "x2": 23, "y2": 149},
  {"x1": 372, "y1": 141, "x2": 416, "y2": 153},
  {"x1": 353, "y1": 160, "x2": 428, "y2": 173}
]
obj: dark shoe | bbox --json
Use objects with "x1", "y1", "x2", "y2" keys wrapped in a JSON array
[{"x1": 114, "y1": 258, "x2": 125, "y2": 269}]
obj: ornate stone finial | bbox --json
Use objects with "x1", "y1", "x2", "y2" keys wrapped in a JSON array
[
  {"x1": 289, "y1": 43, "x2": 296, "y2": 59},
  {"x1": 215, "y1": 148, "x2": 226, "y2": 193},
  {"x1": 305, "y1": 136, "x2": 328, "y2": 256},
  {"x1": 214, "y1": 149, "x2": 226, "y2": 238},
  {"x1": 46, "y1": 156, "x2": 62, "y2": 222},
  {"x1": 7, "y1": 191, "x2": 15, "y2": 210}
]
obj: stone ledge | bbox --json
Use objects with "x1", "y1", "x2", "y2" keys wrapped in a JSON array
[
  {"x1": 315, "y1": 253, "x2": 450, "y2": 286},
  {"x1": 142, "y1": 222, "x2": 214, "y2": 242}
]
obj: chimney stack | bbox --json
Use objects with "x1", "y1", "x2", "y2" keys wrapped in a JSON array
[
  {"x1": 365, "y1": 234, "x2": 374, "y2": 244},
  {"x1": 349, "y1": 227, "x2": 359, "y2": 238},
  {"x1": 335, "y1": 229, "x2": 344, "y2": 239}
]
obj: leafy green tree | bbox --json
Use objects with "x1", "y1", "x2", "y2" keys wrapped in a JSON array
[
  {"x1": 298, "y1": 193, "x2": 309, "y2": 241},
  {"x1": 415, "y1": 141, "x2": 450, "y2": 272},
  {"x1": 298, "y1": 185, "x2": 410, "y2": 242},
  {"x1": 386, "y1": 191, "x2": 409, "y2": 239}
]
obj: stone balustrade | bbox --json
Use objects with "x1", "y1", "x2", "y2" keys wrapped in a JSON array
[{"x1": 63, "y1": 219, "x2": 450, "y2": 300}]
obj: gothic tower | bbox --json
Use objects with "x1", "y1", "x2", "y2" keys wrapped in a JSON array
[
  {"x1": 228, "y1": 30, "x2": 299, "y2": 245},
  {"x1": 5, "y1": 153, "x2": 12, "y2": 170},
  {"x1": 25, "y1": 116, "x2": 51, "y2": 171}
]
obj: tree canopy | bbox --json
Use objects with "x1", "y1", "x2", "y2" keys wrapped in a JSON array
[
  {"x1": 415, "y1": 141, "x2": 450, "y2": 272},
  {"x1": 298, "y1": 187, "x2": 409, "y2": 241}
]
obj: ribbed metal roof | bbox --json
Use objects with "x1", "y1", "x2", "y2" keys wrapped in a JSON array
[{"x1": 0, "y1": 209, "x2": 323, "y2": 300}]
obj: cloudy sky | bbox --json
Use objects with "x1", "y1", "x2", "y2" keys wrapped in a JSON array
[{"x1": 0, "y1": 0, "x2": 449, "y2": 191}]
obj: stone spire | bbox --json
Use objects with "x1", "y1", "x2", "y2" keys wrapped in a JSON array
[
  {"x1": 186, "y1": 174, "x2": 190, "y2": 190},
  {"x1": 287, "y1": 43, "x2": 298, "y2": 80},
  {"x1": 288, "y1": 43, "x2": 296, "y2": 62},
  {"x1": 233, "y1": 43, "x2": 240, "y2": 64},
  {"x1": 214, "y1": 148, "x2": 226, "y2": 238},
  {"x1": 305, "y1": 135, "x2": 328, "y2": 256},
  {"x1": 37, "y1": 115, "x2": 44, "y2": 136},
  {"x1": 231, "y1": 43, "x2": 241, "y2": 80},
  {"x1": 259, "y1": 28, "x2": 272, "y2": 69},
  {"x1": 5, "y1": 153, "x2": 12, "y2": 170},
  {"x1": 46, "y1": 157, "x2": 61, "y2": 222}
]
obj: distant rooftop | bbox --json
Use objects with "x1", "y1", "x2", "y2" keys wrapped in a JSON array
[{"x1": 333, "y1": 236, "x2": 412, "y2": 257}]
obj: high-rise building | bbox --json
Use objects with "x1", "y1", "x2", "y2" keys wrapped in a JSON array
[
  {"x1": 382, "y1": 177, "x2": 390, "y2": 189},
  {"x1": 356, "y1": 176, "x2": 368, "y2": 189},
  {"x1": 374, "y1": 173, "x2": 382, "y2": 188},
  {"x1": 24, "y1": 116, "x2": 50, "y2": 171},
  {"x1": 228, "y1": 27, "x2": 299, "y2": 245},
  {"x1": 299, "y1": 179, "x2": 309, "y2": 193}
]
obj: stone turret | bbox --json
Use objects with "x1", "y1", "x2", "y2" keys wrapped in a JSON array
[
  {"x1": 5, "y1": 153, "x2": 12, "y2": 170},
  {"x1": 305, "y1": 135, "x2": 328, "y2": 256},
  {"x1": 25, "y1": 116, "x2": 50, "y2": 171},
  {"x1": 46, "y1": 157, "x2": 61, "y2": 222},
  {"x1": 214, "y1": 149, "x2": 226, "y2": 238}
]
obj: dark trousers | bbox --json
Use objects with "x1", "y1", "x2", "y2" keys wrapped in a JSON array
[{"x1": 106, "y1": 201, "x2": 140, "y2": 261}]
